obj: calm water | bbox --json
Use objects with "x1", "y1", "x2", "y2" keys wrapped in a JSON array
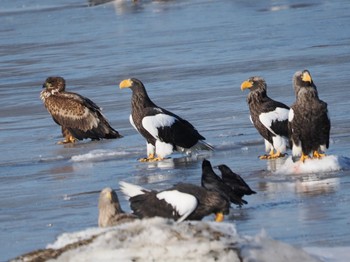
[{"x1": 1, "y1": 0, "x2": 350, "y2": 260}]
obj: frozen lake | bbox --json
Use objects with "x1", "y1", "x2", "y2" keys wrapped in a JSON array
[{"x1": 1, "y1": 0, "x2": 350, "y2": 261}]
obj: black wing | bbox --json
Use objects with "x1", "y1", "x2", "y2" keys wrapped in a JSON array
[
  {"x1": 218, "y1": 165, "x2": 256, "y2": 197},
  {"x1": 201, "y1": 160, "x2": 247, "y2": 206},
  {"x1": 129, "y1": 191, "x2": 181, "y2": 220}
]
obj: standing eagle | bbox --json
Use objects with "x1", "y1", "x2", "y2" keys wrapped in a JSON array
[
  {"x1": 120, "y1": 181, "x2": 230, "y2": 222},
  {"x1": 41, "y1": 76, "x2": 122, "y2": 144},
  {"x1": 289, "y1": 70, "x2": 330, "y2": 162},
  {"x1": 241, "y1": 77, "x2": 290, "y2": 159},
  {"x1": 119, "y1": 78, "x2": 213, "y2": 162}
]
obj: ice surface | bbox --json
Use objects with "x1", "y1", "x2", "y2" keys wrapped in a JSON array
[{"x1": 70, "y1": 149, "x2": 129, "y2": 162}]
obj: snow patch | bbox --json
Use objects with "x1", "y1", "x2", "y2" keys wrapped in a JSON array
[
  {"x1": 24, "y1": 218, "x2": 333, "y2": 262},
  {"x1": 274, "y1": 155, "x2": 350, "y2": 175}
]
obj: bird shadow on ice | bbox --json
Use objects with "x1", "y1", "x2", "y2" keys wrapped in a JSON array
[{"x1": 268, "y1": 155, "x2": 350, "y2": 175}]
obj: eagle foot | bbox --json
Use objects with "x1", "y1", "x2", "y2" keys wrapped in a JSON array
[
  {"x1": 259, "y1": 153, "x2": 285, "y2": 160},
  {"x1": 57, "y1": 136, "x2": 77, "y2": 144},
  {"x1": 300, "y1": 153, "x2": 310, "y2": 163},
  {"x1": 313, "y1": 151, "x2": 326, "y2": 159},
  {"x1": 139, "y1": 156, "x2": 164, "y2": 162}
]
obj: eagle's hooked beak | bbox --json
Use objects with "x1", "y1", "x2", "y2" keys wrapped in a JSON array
[
  {"x1": 241, "y1": 80, "x2": 253, "y2": 91},
  {"x1": 301, "y1": 71, "x2": 312, "y2": 83},
  {"x1": 120, "y1": 79, "x2": 133, "y2": 89}
]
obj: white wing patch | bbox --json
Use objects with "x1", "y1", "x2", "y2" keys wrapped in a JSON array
[
  {"x1": 156, "y1": 190, "x2": 198, "y2": 222},
  {"x1": 288, "y1": 108, "x2": 294, "y2": 122},
  {"x1": 259, "y1": 107, "x2": 289, "y2": 136},
  {"x1": 142, "y1": 114, "x2": 176, "y2": 139}
]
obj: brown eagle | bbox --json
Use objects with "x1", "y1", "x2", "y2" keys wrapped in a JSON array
[
  {"x1": 40, "y1": 76, "x2": 122, "y2": 144},
  {"x1": 289, "y1": 70, "x2": 330, "y2": 162}
]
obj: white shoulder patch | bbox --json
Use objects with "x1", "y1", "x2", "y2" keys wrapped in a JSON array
[
  {"x1": 142, "y1": 114, "x2": 177, "y2": 139},
  {"x1": 129, "y1": 115, "x2": 137, "y2": 131},
  {"x1": 249, "y1": 115, "x2": 253, "y2": 124},
  {"x1": 259, "y1": 107, "x2": 289, "y2": 135},
  {"x1": 288, "y1": 109, "x2": 294, "y2": 122},
  {"x1": 156, "y1": 190, "x2": 198, "y2": 222}
]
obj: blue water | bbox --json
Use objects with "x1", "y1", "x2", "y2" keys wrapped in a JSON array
[{"x1": 1, "y1": 0, "x2": 350, "y2": 260}]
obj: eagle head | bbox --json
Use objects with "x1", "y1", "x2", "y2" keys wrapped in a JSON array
[
  {"x1": 43, "y1": 76, "x2": 66, "y2": 93},
  {"x1": 241, "y1": 76, "x2": 266, "y2": 92}
]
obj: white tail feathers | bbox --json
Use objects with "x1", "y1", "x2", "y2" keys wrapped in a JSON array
[{"x1": 119, "y1": 181, "x2": 147, "y2": 199}]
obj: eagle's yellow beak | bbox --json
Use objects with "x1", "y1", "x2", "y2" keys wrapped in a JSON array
[
  {"x1": 241, "y1": 80, "x2": 253, "y2": 91},
  {"x1": 119, "y1": 79, "x2": 133, "y2": 89},
  {"x1": 301, "y1": 71, "x2": 312, "y2": 83},
  {"x1": 106, "y1": 191, "x2": 112, "y2": 201}
]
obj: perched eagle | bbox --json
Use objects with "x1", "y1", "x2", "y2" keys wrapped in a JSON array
[
  {"x1": 241, "y1": 76, "x2": 290, "y2": 159},
  {"x1": 201, "y1": 159, "x2": 247, "y2": 207},
  {"x1": 98, "y1": 187, "x2": 138, "y2": 228},
  {"x1": 289, "y1": 70, "x2": 330, "y2": 162},
  {"x1": 119, "y1": 181, "x2": 230, "y2": 222},
  {"x1": 41, "y1": 76, "x2": 122, "y2": 144},
  {"x1": 119, "y1": 78, "x2": 213, "y2": 162},
  {"x1": 216, "y1": 164, "x2": 256, "y2": 198}
]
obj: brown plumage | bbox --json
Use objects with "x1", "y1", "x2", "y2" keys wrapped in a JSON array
[
  {"x1": 40, "y1": 76, "x2": 122, "y2": 144},
  {"x1": 98, "y1": 187, "x2": 138, "y2": 227},
  {"x1": 289, "y1": 70, "x2": 330, "y2": 162}
]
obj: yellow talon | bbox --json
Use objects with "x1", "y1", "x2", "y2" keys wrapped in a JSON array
[
  {"x1": 57, "y1": 136, "x2": 76, "y2": 144},
  {"x1": 300, "y1": 153, "x2": 309, "y2": 163},
  {"x1": 215, "y1": 212, "x2": 224, "y2": 222},
  {"x1": 139, "y1": 154, "x2": 163, "y2": 162},
  {"x1": 313, "y1": 151, "x2": 326, "y2": 159},
  {"x1": 259, "y1": 149, "x2": 285, "y2": 159}
]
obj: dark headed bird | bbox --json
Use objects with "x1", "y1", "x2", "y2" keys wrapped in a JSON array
[
  {"x1": 98, "y1": 187, "x2": 138, "y2": 227},
  {"x1": 41, "y1": 76, "x2": 122, "y2": 144},
  {"x1": 289, "y1": 70, "x2": 330, "y2": 162},
  {"x1": 216, "y1": 164, "x2": 256, "y2": 199},
  {"x1": 119, "y1": 78, "x2": 213, "y2": 162},
  {"x1": 201, "y1": 159, "x2": 247, "y2": 207},
  {"x1": 241, "y1": 77, "x2": 289, "y2": 159},
  {"x1": 119, "y1": 181, "x2": 229, "y2": 222}
]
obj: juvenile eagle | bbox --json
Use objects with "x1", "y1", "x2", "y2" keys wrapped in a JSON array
[
  {"x1": 289, "y1": 70, "x2": 330, "y2": 162},
  {"x1": 98, "y1": 187, "x2": 138, "y2": 227},
  {"x1": 41, "y1": 76, "x2": 122, "y2": 144},
  {"x1": 120, "y1": 181, "x2": 230, "y2": 222},
  {"x1": 119, "y1": 78, "x2": 213, "y2": 161},
  {"x1": 241, "y1": 77, "x2": 289, "y2": 159}
]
